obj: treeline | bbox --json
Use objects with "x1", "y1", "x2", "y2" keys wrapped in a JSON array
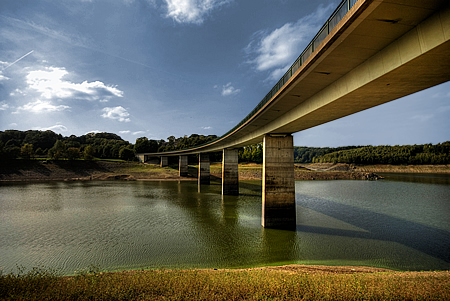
[
  {"x1": 2, "y1": 130, "x2": 448, "y2": 165},
  {"x1": 312, "y1": 142, "x2": 450, "y2": 165},
  {"x1": 0, "y1": 130, "x2": 220, "y2": 162},
  {"x1": 294, "y1": 146, "x2": 362, "y2": 163},
  {"x1": 0, "y1": 130, "x2": 136, "y2": 161},
  {"x1": 135, "y1": 134, "x2": 218, "y2": 153}
]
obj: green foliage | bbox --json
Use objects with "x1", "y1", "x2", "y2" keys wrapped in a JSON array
[
  {"x1": 2, "y1": 130, "x2": 449, "y2": 166},
  {"x1": 83, "y1": 145, "x2": 95, "y2": 160},
  {"x1": 66, "y1": 147, "x2": 81, "y2": 160},
  {"x1": 48, "y1": 140, "x2": 66, "y2": 160},
  {"x1": 156, "y1": 134, "x2": 218, "y2": 152},
  {"x1": 294, "y1": 146, "x2": 362, "y2": 163},
  {"x1": 239, "y1": 144, "x2": 263, "y2": 163},
  {"x1": 134, "y1": 137, "x2": 159, "y2": 153},
  {"x1": 0, "y1": 130, "x2": 62, "y2": 155},
  {"x1": 0, "y1": 130, "x2": 133, "y2": 161},
  {"x1": 314, "y1": 142, "x2": 450, "y2": 165},
  {"x1": 20, "y1": 143, "x2": 34, "y2": 160},
  {"x1": 119, "y1": 146, "x2": 136, "y2": 161}
]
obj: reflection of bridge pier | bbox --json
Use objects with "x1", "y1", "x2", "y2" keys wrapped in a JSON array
[
  {"x1": 222, "y1": 149, "x2": 239, "y2": 195},
  {"x1": 198, "y1": 153, "x2": 210, "y2": 185}
]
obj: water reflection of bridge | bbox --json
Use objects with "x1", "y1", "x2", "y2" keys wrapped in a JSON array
[{"x1": 137, "y1": 0, "x2": 450, "y2": 228}]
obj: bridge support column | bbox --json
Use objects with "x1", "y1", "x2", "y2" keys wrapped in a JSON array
[
  {"x1": 160, "y1": 156, "x2": 168, "y2": 167},
  {"x1": 179, "y1": 155, "x2": 188, "y2": 177},
  {"x1": 222, "y1": 149, "x2": 239, "y2": 195},
  {"x1": 262, "y1": 134, "x2": 296, "y2": 229},
  {"x1": 198, "y1": 153, "x2": 210, "y2": 185}
]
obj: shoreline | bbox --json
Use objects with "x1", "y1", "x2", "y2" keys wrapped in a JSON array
[
  {"x1": 1, "y1": 160, "x2": 449, "y2": 182},
  {"x1": 101, "y1": 264, "x2": 450, "y2": 276}
]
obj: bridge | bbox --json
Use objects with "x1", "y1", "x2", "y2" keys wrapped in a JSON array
[{"x1": 137, "y1": 0, "x2": 450, "y2": 229}]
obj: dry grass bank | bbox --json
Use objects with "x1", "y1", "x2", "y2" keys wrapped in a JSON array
[{"x1": 1, "y1": 265, "x2": 449, "y2": 300}]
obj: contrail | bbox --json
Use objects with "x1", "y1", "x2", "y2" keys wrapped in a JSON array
[{"x1": 3, "y1": 50, "x2": 34, "y2": 70}]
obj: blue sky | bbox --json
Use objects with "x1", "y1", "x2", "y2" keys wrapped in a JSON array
[{"x1": 0, "y1": 0, "x2": 448, "y2": 147}]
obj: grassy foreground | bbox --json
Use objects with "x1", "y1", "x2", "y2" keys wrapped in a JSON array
[{"x1": 1, "y1": 266, "x2": 449, "y2": 300}]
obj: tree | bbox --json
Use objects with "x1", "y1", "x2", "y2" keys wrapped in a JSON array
[
  {"x1": 66, "y1": 147, "x2": 81, "y2": 160},
  {"x1": 83, "y1": 145, "x2": 95, "y2": 160},
  {"x1": 119, "y1": 146, "x2": 135, "y2": 161},
  {"x1": 20, "y1": 143, "x2": 34, "y2": 160},
  {"x1": 238, "y1": 144, "x2": 263, "y2": 163},
  {"x1": 167, "y1": 136, "x2": 176, "y2": 146},
  {"x1": 135, "y1": 137, "x2": 159, "y2": 153},
  {"x1": 48, "y1": 140, "x2": 66, "y2": 160}
]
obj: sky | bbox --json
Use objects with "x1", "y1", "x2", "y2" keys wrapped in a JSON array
[{"x1": 0, "y1": 0, "x2": 449, "y2": 148}]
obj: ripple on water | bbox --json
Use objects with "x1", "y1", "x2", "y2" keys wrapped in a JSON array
[{"x1": 0, "y1": 179, "x2": 449, "y2": 274}]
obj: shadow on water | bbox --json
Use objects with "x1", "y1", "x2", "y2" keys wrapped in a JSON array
[
  {"x1": 297, "y1": 197, "x2": 450, "y2": 264},
  {"x1": 237, "y1": 181, "x2": 262, "y2": 197},
  {"x1": 379, "y1": 173, "x2": 450, "y2": 185}
]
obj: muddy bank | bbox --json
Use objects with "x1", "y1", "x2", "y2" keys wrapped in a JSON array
[
  {"x1": 0, "y1": 160, "x2": 165, "y2": 182},
  {"x1": 3, "y1": 160, "x2": 445, "y2": 182}
]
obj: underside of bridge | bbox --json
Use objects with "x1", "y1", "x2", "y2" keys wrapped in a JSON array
[{"x1": 137, "y1": 0, "x2": 450, "y2": 228}]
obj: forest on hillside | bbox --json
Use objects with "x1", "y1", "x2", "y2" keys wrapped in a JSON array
[
  {"x1": 1, "y1": 130, "x2": 448, "y2": 165},
  {"x1": 0, "y1": 130, "x2": 218, "y2": 162},
  {"x1": 311, "y1": 142, "x2": 450, "y2": 165},
  {"x1": 294, "y1": 146, "x2": 362, "y2": 163}
]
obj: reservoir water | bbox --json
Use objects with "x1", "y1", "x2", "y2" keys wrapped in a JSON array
[{"x1": 1, "y1": 174, "x2": 449, "y2": 275}]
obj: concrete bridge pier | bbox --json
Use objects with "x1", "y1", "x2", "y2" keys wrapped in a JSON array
[
  {"x1": 160, "y1": 156, "x2": 168, "y2": 167},
  {"x1": 262, "y1": 134, "x2": 296, "y2": 229},
  {"x1": 198, "y1": 153, "x2": 210, "y2": 185},
  {"x1": 222, "y1": 149, "x2": 239, "y2": 195},
  {"x1": 179, "y1": 155, "x2": 188, "y2": 177}
]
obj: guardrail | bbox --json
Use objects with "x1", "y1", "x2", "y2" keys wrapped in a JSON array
[
  {"x1": 158, "y1": 0, "x2": 359, "y2": 154},
  {"x1": 222, "y1": 0, "x2": 359, "y2": 138}
]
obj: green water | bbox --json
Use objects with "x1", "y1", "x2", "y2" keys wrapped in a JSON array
[{"x1": 0, "y1": 174, "x2": 449, "y2": 275}]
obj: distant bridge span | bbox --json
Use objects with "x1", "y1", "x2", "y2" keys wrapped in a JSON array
[{"x1": 138, "y1": 0, "x2": 450, "y2": 228}]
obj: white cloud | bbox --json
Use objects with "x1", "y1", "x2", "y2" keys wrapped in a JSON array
[
  {"x1": 164, "y1": 0, "x2": 231, "y2": 24},
  {"x1": 26, "y1": 66, "x2": 124, "y2": 102},
  {"x1": 221, "y1": 82, "x2": 240, "y2": 96},
  {"x1": 33, "y1": 124, "x2": 68, "y2": 133},
  {"x1": 101, "y1": 106, "x2": 131, "y2": 122},
  {"x1": 0, "y1": 73, "x2": 9, "y2": 81},
  {"x1": 132, "y1": 131, "x2": 146, "y2": 135},
  {"x1": 119, "y1": 130, "x2": 131, "y2": 134},
  {"x1": 245, "y1": 3, "x2": 334, "y2": 82},
  {"x1": 0, "y1": 102, "x2": 10, "y2": 110},
  {"x1": 15, "y1": 100, "x2": 70, "y2": 113},
  {"x1": 201, "y1": 126, "x2": 212, "y2": 130},
  {"x1": 0, "y1": 62, "x2": 9, "y2": 80},
  {"x1": 10, "y1": 89, "x2": 25, "y2": 96}
]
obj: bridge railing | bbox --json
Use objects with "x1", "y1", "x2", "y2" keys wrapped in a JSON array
[
  {"x1": 156, "y1": 0, "x2": 359, "y2": 154},
  {"x1": 219, "y1": 0, "x2": 359, "y2": 138}
]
